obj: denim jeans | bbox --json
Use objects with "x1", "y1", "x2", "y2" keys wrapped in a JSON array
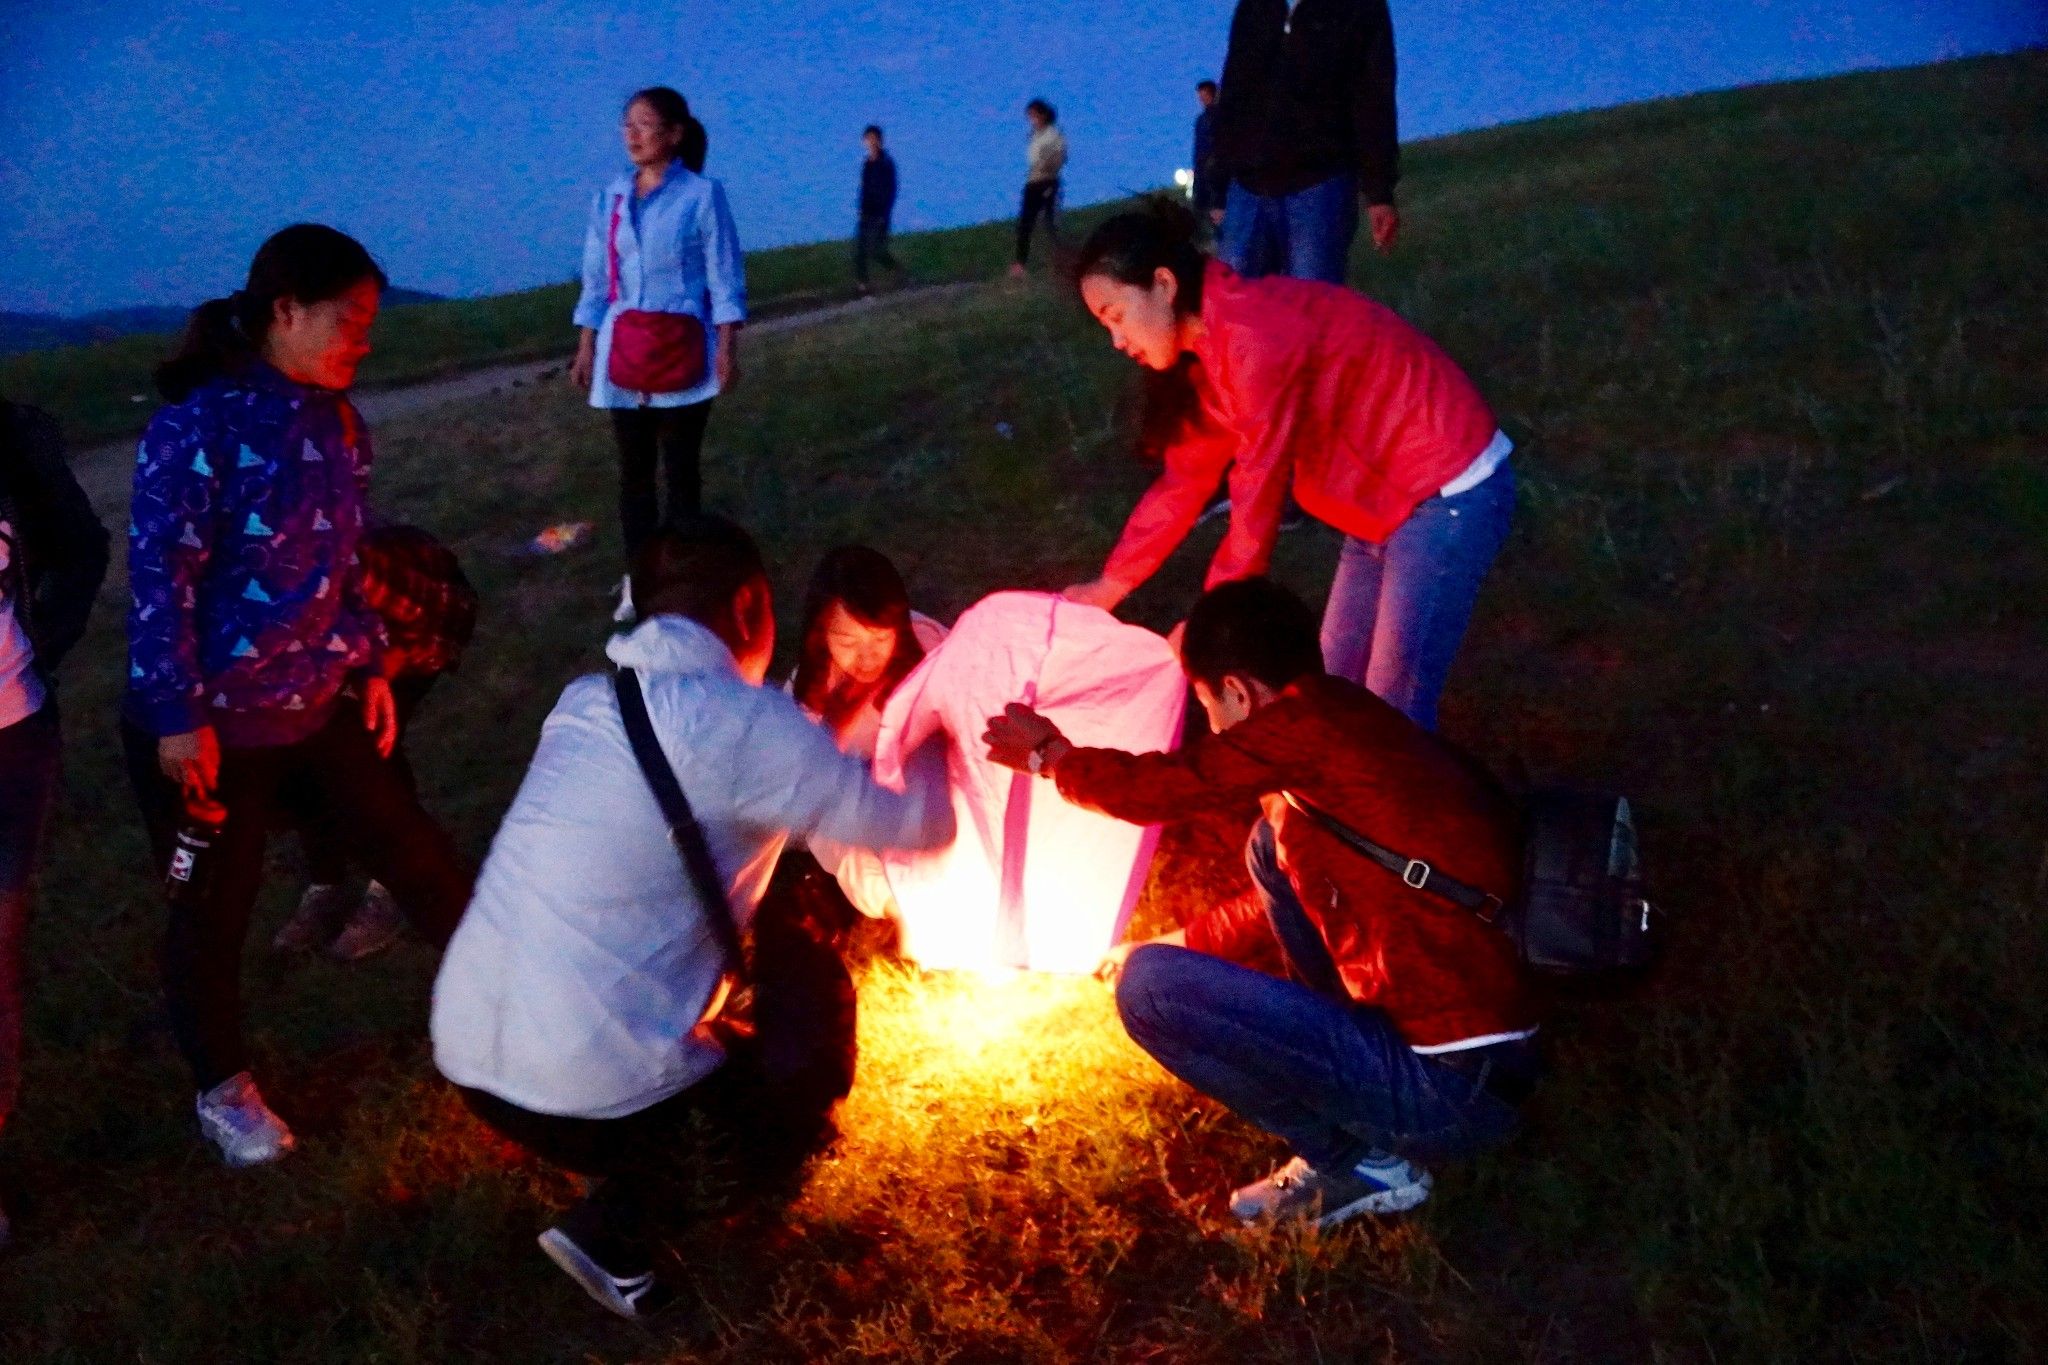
[
  {"x1": 1219, "y1": 173, "x2": 1359, "y2": 284},
  {"x1": 1321, "y1": 461, "x2": 1515, "y2": 731},
  {"x1": 0, "y1": 704, "x2": 59, "y2": 1134},
  {"x1": 1115, "y1": 819, "x2": 1528, "y2": 1171}
]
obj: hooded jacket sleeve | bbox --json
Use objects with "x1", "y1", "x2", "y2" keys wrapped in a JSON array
[
  {"x1": 573, "y1": 188, "x2": 611, "y2": 331},
  {"x1": 731, "y1": 691, "x2": 953, "y2": 852},
  {"x1": 127, "y1": 411, "x2": 219, "y2": 736}
]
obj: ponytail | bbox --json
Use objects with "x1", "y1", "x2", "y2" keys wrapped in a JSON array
[{"x1": 155, "y1": 224, "x2": 386, "y2": 402}]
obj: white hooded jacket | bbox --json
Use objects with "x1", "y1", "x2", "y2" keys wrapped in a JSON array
[{"x1": 431, "y1": 614, "x2": 953, "y2": 1119}]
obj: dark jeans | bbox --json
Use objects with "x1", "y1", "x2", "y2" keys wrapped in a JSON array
[
  {"x1": 854, "y1": 213, "x2": 897, "y2": 284},
  {"x1": 294, "y1": 673, "x2": 435, "y2": 884},
  {"x1": 1218, "y1": 172, "x2": 1359, "y2": 284},
  {"x1": 459, "y1": 1049, "x2": 768, "y2": 1277},
  {"x1": 611, "y1": 400, "x2": 714, "y2": 564},
  {"x1": 1114, "y1": 819, "x2": 1533, "y2": 1170},
  {"x1": 121, "y1": 706, "x2": 473, "y2": 1092},
  {"x1": 0, "y1": 705, "x2": 60, "y2": 1134},
  {"x1": 1016, "y1": 179, "x2": 1061, "y2": 265}
]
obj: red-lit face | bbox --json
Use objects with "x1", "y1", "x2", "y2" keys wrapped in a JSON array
[
  {"x1": 265, "y1": 277, "x2": 379, "y2": 390},
  {"x1": 623, "y1": 99, "x2": 681, "y2": 168},
  {"x1": 1081, "y1": 268, "x2": 1185, "y2": 371},
  {"x1": 824, "y1": 601, "x2": 899, "y2": 687}
]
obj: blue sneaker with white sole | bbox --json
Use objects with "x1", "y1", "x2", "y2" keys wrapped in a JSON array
[{"x1": 1228, "y1": 1150, "x2": 1433, "y2": 1228}]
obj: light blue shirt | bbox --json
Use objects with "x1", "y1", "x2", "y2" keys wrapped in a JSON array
[{"x1": 573, "y1": 160, "x2": 747, "y2": 409}]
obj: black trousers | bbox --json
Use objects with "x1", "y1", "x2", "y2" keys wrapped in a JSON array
[
  {"x1": 1016, "y1": 178, "x2": 1061, "y2": 265},
  {"x1": 611, "y1": 400, "x2": 714, "y2": 564},
  {"x1": 854, "y1": 213, "x2": 897, "y2": 284},
  {"x1": 121, "y1": 706, "x2": 474, "y2": 1091},
  {"x1": 458, "y1": 1051, "x2": 766, "y2": 1276},
  {"x1": 293, "y1": 673, "x2": 434, "y2": 885}
]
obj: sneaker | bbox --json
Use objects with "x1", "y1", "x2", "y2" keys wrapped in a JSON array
[
  {"x1": 196, "y1": 1071, "x2": 297, "y2": 1168},
  {"x1": 612, "y1": 575, "x2": 636, "y2": 624},
  {"x1": 538, "y1": 1226, "x2": 675, "y2": 1320},
  {"x1": 1278, "y1": 504, "x2": 1309, "y2": 533},
  {"x1": 273, "y1": 882, "x2": 350, "y2": 953},
  {"x1": 325, "y1": 881, "x2": 405, "y2": 962},
  {"x1": 1228, "y1": 1151, "x2": 1432, "y2": 1228}
]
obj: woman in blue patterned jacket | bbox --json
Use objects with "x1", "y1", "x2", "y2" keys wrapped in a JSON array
[
  {"x1": 568, "y1": 87, "x2": 747, "y2": 575},
  {"x1": 123, "y1": 224, "x2": 473, "y2": 1170}
]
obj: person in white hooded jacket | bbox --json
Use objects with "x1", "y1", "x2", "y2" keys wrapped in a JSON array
[{"x1": 430, "y1": 514, "x2": 952, "y2": 1320}]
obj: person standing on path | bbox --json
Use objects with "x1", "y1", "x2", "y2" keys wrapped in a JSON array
[
  {"x1": 0, "y1": 398, "x2": 110, "y2": 1250},
  {"x1": 570, "y1": 87, "x2": 748, "y2": 569},
  {"x1": 1214, "y1": 0, "x2": 1401, "y2": 284},
  {"x1": 854, "y1": 125, "x2": 901, "y2": 293},
  {"x1": 124, "y1": 225, "x2": 475, "y2": 1169},
  {"x1": 1192, "y1": 79, "x2": 1226, "y2": 227},
  {"x1": 1010, "y1": 98, "x2": 1067, "y2": 278},
  {"x1": 1062, "y1": 206, "x2": 1515, "y2": 733}
]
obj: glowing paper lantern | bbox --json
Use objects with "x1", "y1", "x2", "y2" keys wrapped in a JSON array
[{"x1": 871, "y1": 592, "x2": 1186, "y2": 973}]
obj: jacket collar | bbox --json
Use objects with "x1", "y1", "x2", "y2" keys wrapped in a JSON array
[{"x1": 604, "y1": 613, "x2": 742, "y2": 680}]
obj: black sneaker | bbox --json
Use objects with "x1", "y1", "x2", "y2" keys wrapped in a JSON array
[
  {"x1": 1278, "y1": 503, "x2": 1308, "y2": 533},
  {"x1": 537, "y1": 1226, "x2": 675, "y2": 1320}
]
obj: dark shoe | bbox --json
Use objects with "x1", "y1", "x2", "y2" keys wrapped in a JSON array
[
  {"x1": 325, "y1": 882, "x2": 405, "y2": 962},
  {"x1": 273, "y1": 883, "x2": 349, "y2": 953},
  {"x1": 537, "y1": 1226, "x2": 674, "y2": 1320},
  {"x1": 1278, "y1": 505, "x2": 1309, "y2": 533}
]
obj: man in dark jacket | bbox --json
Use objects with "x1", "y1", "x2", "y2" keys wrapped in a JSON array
[
  {"x1": 986, "y1": 578, "x2": 1537, "y2": 1229},
  {"x1": 1192, "y1": 79, "x2": 1226, "y2": 225},
  {"x1": 1214, "y1": 0, "x2": 1401, "y2": 283},
  {"x1": 854, "y1": 125, "x2": 900, "y2": 292},
  {"x1": 0, "y1": 399, "x2": 110, "y2": 1248}
]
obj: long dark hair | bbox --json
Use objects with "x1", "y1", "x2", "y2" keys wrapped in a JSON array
[
  {"x1": 154, "y1": 224, "x2": 387, "y2": 403},
  {"x1": 627, "y1": 86, "x2": 707, "y2": 173},
  {"x1": 1075, "y1": 200, "x2": 1212, "y2": 459},
  {"x1": 791, "y1": 546, "x2": 926, "y2": 729}
]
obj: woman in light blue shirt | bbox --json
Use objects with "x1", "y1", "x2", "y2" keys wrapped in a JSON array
[{"x1": 570, "y1": 87, "x2": 747, "y2": 563}]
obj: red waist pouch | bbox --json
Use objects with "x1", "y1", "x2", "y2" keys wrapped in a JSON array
[{"x1": 608, "y1": 309, "x2": 705, "y2": 395}]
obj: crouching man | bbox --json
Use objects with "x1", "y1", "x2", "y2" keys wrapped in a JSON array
[
  {"x1": 984, "y1": 577, "x2": 1537, "y2": 1228},
  {"x1": 431, "y1": 515, "x2": 953, "y2": 1318}
]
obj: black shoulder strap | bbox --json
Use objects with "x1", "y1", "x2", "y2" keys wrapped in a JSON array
[
  {"x1": 1280, "y1": 791, "x2": 1506, "y2": 925},
  {"x1": 613, "y1": 665, "x2": 748, "y2": 975}
]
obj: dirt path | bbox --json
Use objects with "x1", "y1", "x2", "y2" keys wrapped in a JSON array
[{"x1": 74, "y1": 280, "x2": 984, "y2": 508}]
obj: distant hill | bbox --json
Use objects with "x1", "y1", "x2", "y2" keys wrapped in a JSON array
[{"x1": 0, "y1": 287, "x2": 446, "y2": 355}]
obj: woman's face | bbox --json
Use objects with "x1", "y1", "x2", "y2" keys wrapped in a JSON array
[
  {"x1": 623, "y1": 99, "x2": 680, "y2": 167},
  {"x1": 266, "y1": 276, "x2": 380, "y2": 390},
  {"x1": 823, "y1": 601, "x2": 899, "y2": 687},
  {"x1": 1082, "y1": 268, "x2": 1184, "y2": 371}
]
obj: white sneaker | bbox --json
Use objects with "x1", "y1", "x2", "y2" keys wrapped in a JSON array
[
  {"x1": 611, "y1": 575, "x2": 635, "y2": 624},
  {"x1": 1229, "y1": 1151, "x2": 1433, "y2": 1228},
  {"x1": 196, "y1": 1071, "x2": 298, "y2": 1168}
]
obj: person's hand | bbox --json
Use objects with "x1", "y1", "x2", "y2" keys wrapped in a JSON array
[
  {"x1": 158, "y1": 727, "x2": 221, "y2": 805},
  {"x1": 1096, "y1": 940, "x2": 1140, "y2": 986},
  {"x1": 362, "y1": 675, "x2": 399, "y2": 759},
  {"x1": 1368, "y1": 202, "x2": 1400, "y2": 255},
  {"x1": 982, "y1": 702, "x2": 1068, "y2": 774},
  {"x1": 569, "y1": 332, "x2": 596, "y2": 389},
  {"x1": 715, "y1": 324, "x2": 741, "y2": 393},
  {"x1": 1209, "y1": 208, "x2": 1226, "y2": 227},
  {"x1": 1061, "y1": 578, "x2": 1127, "y2": 611}
]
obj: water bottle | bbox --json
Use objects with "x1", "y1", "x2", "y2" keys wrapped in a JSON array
[{"x1": 164, "y1": 796, "x2": 229, "y2": 911}]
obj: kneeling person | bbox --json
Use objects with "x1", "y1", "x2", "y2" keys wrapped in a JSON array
[
  {"x1": 985, "y1": 577, "x2": 1536, "y2": 1228},
  {"x1": 431, "y1": 515, "x2": 953, "y2": 1318}
]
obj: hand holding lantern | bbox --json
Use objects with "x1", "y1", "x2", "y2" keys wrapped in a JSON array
[{"x1": 983, "y1": 702, "x2": 1071, "y2": 776}]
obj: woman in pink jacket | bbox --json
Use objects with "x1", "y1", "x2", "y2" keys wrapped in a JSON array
[{"x1": 1062, "y1": 205, "x2": 1514, "y2": 730}]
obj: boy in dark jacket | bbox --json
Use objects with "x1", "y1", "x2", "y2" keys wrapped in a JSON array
[
  {"x1": 0, "y1": 399, "x2": 110, "y2": 1247},
  {"x1": 854, "y1": 125, "x2": 900, "y2": 292},
  {"x1": 985, "y1": 577, "x2": 1537, "y2": 1227},
  {"x1": 1214, "y1": 0, "x2": 1401, "y2": 281}
]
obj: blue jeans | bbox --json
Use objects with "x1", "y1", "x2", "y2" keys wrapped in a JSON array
[
  {"x1": 1321, "y1": 461, "x2": 1515, "y2": 731},
  {"x1": 0, "y1": 705, "x2": 60, "y2": 1133},
  {"x1": 1115, "y1": 820, "x2": 1528, "y2": 1170},
  {"x1": 1219, "y1": 173, "x2": 1359, "y2": 284}
]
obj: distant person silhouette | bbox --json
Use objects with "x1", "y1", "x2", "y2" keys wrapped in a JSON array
[
  {"x1": 854, "y1": 125, "x2": 901, "y2": 293},
  {"x1": 1010, "y1": 98, "x2": 1067, "y2": 278}
]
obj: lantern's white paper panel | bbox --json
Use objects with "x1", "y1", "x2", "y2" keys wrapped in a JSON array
[{"x1": 871, "y1": 592, "x2": 1187, "y2": 972}]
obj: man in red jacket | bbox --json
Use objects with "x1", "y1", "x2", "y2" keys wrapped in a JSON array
[{"x1": 985, "y1": 578, "x2": 1538, "y2": 1226}]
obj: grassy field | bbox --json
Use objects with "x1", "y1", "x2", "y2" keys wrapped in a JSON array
[
  {"x1": 4, "y1": 51, "x2": 2047, "y2": 1362},
  {"x1": 0, "y1": 201, "x2": 1131, "y2": 450}
]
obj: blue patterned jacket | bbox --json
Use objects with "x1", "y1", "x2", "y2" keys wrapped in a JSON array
[{"x1": 125, "y1": 363, "x2": 383, "y2": 747}]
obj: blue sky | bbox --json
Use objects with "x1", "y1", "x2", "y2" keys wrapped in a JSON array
[{"x1": 0, "y1": 0, "x2": 2039, "y2": 314}]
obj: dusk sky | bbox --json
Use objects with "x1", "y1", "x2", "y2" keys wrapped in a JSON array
[{"x1": 2, "y1": 1, "x2": 2040, "y2": 315}]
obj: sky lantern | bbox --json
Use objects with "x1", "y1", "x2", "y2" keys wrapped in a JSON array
[{"x1": 870, "y1": 592, "x2": 1187, "y2": 974}]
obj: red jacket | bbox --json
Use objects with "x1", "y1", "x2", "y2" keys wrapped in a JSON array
[
  {"x1": 1101, "y1": 262, "x2": 1499, "y2": 593},
  {"x1": 1054, "y1": 674, "x2": 1536, "y2": 1049}
]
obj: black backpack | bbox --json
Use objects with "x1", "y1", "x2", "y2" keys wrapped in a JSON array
[{"x1": 1282, "y1": 787, "x2": 1657, "y2": 977}]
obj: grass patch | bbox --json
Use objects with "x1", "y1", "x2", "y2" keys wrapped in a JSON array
[{"x1": 4, "y1": 52, "x2": 2046, "y2": 1361}]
